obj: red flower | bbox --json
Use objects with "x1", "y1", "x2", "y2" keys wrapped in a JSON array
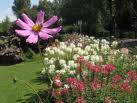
[
  {"x1": 76, "y1": 66, "x2": 82, "y2": 74},
  {"x1": 112, "y1": 83, "x2": 117, "y2": 89},
  {"x1": 75, "y1": 96, "x2": 86, "y2": 103},
  {"x1": 127, "y1": 70, "x2": 137, "y2": 81},
  {"x1": 120, "y1": 82, "x2": 132, "y2": 93},
  {"x1": 90, "y1": 78, "x2": 101, "y2": 90},
  {"x1": 66, "y1": 77, "x2": 85, "y2": 92},
  {"x1": 105, "y1": 64, "x2": 115, "y2": 72},
  {"x1": 52, "y1": 89, "x2": 62, "y2": 97},
  {"x1": 89, "y1": 65, "x2": 100, "y2": 73},
  {"x1": 105, "y1": 97, "x2": 109, "y2": 103},
  {"x1": 105, "y1": 97, "x2": 115, "y2": 103},
  {"x1": 76, "y1": 56, "x2": 85, "y2": 63},
  {"x1": 54, "y1": 74, "x2": 62, "y2": 87},
  {"x1": 84, "y1": 61, "x2": 93, "y2": 67},
  {"x1": 101, "y1": 64, "x2": 115, "y2": 74},
  {"x1": 112, "y1": 75, "x2": 122, "y2": 83},
  {"x1": 61, "y1": 88, "x2": 69, "y2": 95}
]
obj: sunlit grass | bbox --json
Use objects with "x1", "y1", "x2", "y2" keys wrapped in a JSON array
[{"x1": 0, "y1": 55, "x2": 47, "y2": 103}]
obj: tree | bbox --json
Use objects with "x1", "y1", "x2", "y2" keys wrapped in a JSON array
[
  {"x1": 12, "y1": 0, "x2": 31, "y2": 17},
  {"x1": 38, "y1": 0, "x2": 53, "y2": 19},
  {"x1": 60, "y1": 0, "x2": 106, "y2": 35},
  {"x1": 0, "y1": 16, "x2": 11, "y2": 35}
]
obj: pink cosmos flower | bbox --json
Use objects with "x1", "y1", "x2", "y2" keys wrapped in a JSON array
[{"x1": 15, "y1": 11, "x2": 62, "y2": 44}]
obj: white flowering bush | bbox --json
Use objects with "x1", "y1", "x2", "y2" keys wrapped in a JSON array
[{"x1": 42, "y1": 34, "x2": 134, "y2": 76}]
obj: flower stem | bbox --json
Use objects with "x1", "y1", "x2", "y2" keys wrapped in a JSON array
[
  {"x1": 37, "y1": 40, "x2": 52, "y2": 85},
  {"x1": 37, "y1": 40, "x2": 53, "y2": 102}
]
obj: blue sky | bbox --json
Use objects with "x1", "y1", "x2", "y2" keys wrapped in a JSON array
[{"x1": 0, "y1": 0, "x2": 45, "y2": 22}]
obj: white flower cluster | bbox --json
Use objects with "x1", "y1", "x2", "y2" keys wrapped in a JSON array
[{"x1": 42, "y1": 34, "x2": 120, "y2": 76}]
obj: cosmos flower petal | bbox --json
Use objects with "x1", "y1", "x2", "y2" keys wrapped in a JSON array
[
  {"x1": 22, "y1": 13, "x2": 34, "y2": 26},
  {"x1": 26, "y1": 32, "x2": 38, "y2": 44},
  {"x1": 16, "y1": 19, "x2": 32, "y2": 30},
  {"x1": 15, "y1": 30, "x2": 31, "y2": 37},
  {"x1": 39, "y1": 31, "x2": 53, "y2": 40},
  {"x1": 43, "y1": 16, "x2": 58, "y2": 27},
  {"x1": 36, "y1": 10, "x2": 45, "y2": 24},
  {"x1": 42, "y1": 26, "x2": 62, "y2": 35}
]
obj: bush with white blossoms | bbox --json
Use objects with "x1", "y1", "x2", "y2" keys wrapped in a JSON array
[
  {"x1": 42, "y1": 34, "x2": 134, "y2": 76},
  {"x1": 41, "y1": 34, "x2": 137, "y2": 103}
]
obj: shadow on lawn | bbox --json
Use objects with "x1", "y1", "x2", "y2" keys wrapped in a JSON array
[
  {"x1": 16, "y1": 72, "x2": 54, "y2": 103},
  {"x1": 30, "y1": 71, "x2": 51, "y2": 85},
  {"x1": 16, "y1": 89, "x2": 55, "y2": 103}
]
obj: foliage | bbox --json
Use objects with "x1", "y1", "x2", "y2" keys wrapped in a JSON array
[
  {"x1": 0, "y1": 16, "x2": 11, "y2": 34},
  {"x1": 62, "y1": 25, "x2": 78, "y2": 33},
  {"x1": 40, "y1": 34, "x2": 137, "y2": 103},
  {"x1": 38, "y1": 0, "x2": 53, "y2": 19},
  {"x1": 12, "y1": 0, "x2": 31, "y2": 17}
]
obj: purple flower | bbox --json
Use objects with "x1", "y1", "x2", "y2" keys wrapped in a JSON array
[{"x1": 15, "y1": 11, "x2": 62, "y2": 44}]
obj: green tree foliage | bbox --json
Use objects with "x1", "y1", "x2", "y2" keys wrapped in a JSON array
[
  {"x1": 38, "y1": 0, "x2": 53, "y2": 19},
  {"x1": 0, "y1": 16, "x2": 11, "y2": 34},
  {"x1": 12, "y1": 0, "x2": 31, "y2": 17},
  {"x1": 52, "y1": 0, "x2": 64, "y2": 15},
  {"x1": 60, "y1": 0, "x2": 106, "y2": 34}
]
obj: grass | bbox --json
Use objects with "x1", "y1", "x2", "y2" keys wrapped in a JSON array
[{"x1": 0, "y1": 55, "x2": 47, "y2": 103}]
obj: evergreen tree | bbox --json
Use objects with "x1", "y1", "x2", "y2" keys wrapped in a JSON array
[{"x1": 12, "y1": 0, "x2": 31, "y2": 17}]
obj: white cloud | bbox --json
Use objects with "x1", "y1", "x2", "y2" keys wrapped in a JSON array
[{"x1": 0, "y1": 7, "x2": 16, "y2": 22}]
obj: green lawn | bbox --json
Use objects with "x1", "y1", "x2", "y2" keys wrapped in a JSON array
[{"x1": 0, "y1": 57, "x2": 47, "y2": 103}]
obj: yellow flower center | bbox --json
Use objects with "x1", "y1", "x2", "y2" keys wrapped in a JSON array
[{"x1": 32, "y1": 24, "x2": 42, "y2": 32}]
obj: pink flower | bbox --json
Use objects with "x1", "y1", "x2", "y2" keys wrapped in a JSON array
[
  {"x1": 120, "y1": 82, "x2": 132, "y2": 93},
  {"x1": 54, "y1": 74, "x2": 63, "y2": 87},
  {"x1": 89, "y1": 65, "x2": 100, "y2": 73},
  {"x1": 112, "y1": 75, "x2": 122, "y2": 83},
  {"x1": 61, "y1": 88, "x2": 69, "y2": 95},
  {"x1": 52, "y1": 89, "x2": 62, "y2": 97},
  {"x1": 76, "y1": 66, "x2": 81, "y2": 74},
  {"x1": 76, "y1": 56, "x2": 85, "y2": 63},
  {"x1": 120, "y1": 48, "x2": 129, "y2": 54},
  {"x1": 127, "y1": 70, "x2": 137, "y2": 81},
  {"x1": 15, "y1": 11, "x2": 62, "y2": 44},
  {"x1": 105, "y1": 97, "x2": 115, "y2": 103},
  {"x1": 111, "y1": 75, "x2": 122, "y2": 89},
  {"x1": 105, "y1": 97, "x2": 110, "y2": 103},
  {"x1": 75, "y1": 97, "x2": 86, "y2": 103},
  {"x1": 66, "y1": 77, "x2": 85, "y2": 92},
  {"x1": 90, "y1": 78, "x2": 101, "y2": 90},
  {"x1": 101, "y1": 64, "x2": 115, "y2": 74}
]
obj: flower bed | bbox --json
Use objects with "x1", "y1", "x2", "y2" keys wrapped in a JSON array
[{"x1": 41, "y1": 34, "x2": 137, "y2": 103}]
